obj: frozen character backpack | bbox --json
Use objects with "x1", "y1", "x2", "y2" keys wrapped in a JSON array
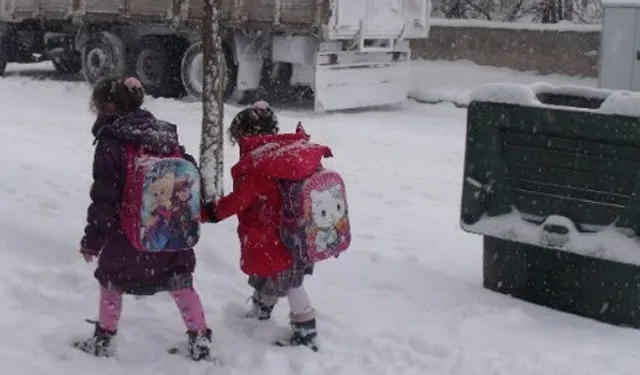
[
  {"x1": 120, "y1": 144, "x2": 202, "y2": 252},
  {"x1": 280, "y1": 168, "x2": 351, "y2": 263}
]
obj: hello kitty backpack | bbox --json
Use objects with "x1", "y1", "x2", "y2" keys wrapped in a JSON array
[
  {"x1": 280, "y1": 167, "x2": 351, "y2": 263},
  {"x1": 120, "y1": 144, "x2": 202, "y2": 252}
]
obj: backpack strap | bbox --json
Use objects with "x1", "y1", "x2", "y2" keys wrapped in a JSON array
[
  {"x1": 173, "y1": 145, "x2": 186, "y2": 158},
  {"x1": 123, "y1": 143, "x2": 138, "y2": 194}
]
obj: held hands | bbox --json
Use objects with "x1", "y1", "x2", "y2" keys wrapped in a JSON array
[{"x1": 202, "y1": 201, "x2": 222, "y2": 223}]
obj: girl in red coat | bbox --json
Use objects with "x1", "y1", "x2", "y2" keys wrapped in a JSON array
[{"x1": 203, "y1": 101, "x2": 332, "y2": 350}]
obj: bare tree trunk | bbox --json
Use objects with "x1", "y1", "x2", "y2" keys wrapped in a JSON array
[
  {"x1": 540, "y1": 0, "x2": 557, "y2": 23},
  {"x1": 445, "y1": 0, "x2": 466, "y2": 18},
  {"x1": 562, "y1": 0, "x2": 573, "y2": 20},
  {"x1": 200, "y1": 0, "x2": 225, "y2": 202},
  {"x1": 539, "y1": 0, "x2": 572, "y2": 22}
]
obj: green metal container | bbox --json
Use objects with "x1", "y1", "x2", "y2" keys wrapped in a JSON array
[{"x1": 461, "y1": 82, "x2": 640, "y2": 328}]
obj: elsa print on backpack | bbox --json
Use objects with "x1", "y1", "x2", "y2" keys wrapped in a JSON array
[
  {"x1": 140, "y1": 157, "x2": 201, "y2": 251},
  {"x1": 170, "y1": 176, "x2": 201, "y2": 247}
]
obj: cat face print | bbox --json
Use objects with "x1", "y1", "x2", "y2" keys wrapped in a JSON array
[{"x1": 310, "y1": 185, "x2": 346, "y2": 229}]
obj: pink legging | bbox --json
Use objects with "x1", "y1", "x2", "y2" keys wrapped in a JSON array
[{"x1": 98, "y1": 286, "x2": 208, "y2": 332}]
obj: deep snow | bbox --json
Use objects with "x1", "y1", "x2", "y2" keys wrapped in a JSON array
[{"x1": 2, "y1": 60, "x2": 640, "y2": 375}]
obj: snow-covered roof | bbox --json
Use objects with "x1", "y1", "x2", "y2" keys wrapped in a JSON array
[
  {"x1": 602, "y1": 0, "x2": 640, "y2": 8},
  {"x1": 469, "y1": 82, "x2": 640, "y2": 117}
]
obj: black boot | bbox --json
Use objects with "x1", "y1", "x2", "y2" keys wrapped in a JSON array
[
  {"x1": 290, "y1": 318, "x2": 318, "y2": 350},
  {"x1": 187, "y1": 328, "x2": 213, "y2": 361},
  {"x1": 274, "y1": 318, "x2": 318, "y2": 351},
  {"x1": 246, "y1": 297, "x2": 275, "y2": 321},
  {"x1": 73, "y1": 323, "x2": 116, "y2": 357}
]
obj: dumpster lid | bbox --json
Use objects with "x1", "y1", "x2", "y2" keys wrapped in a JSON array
[{"x1": 469, "y1": 82, "x2": 640, "y2": 117}]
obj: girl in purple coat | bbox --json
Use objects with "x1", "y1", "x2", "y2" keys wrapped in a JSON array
[{"x1": 76, "y1": 77, "x2": 212, "y2": 361}]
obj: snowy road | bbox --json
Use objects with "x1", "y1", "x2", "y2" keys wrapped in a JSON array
[{"x1": 1, "y1": 62, "x2": 638, "y2": 375}]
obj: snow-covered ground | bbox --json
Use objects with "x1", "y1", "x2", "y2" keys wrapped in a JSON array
[
  {"x1": 2, "y1": 60, "x2": 639, "y2": 375},
  {"x1": 410, "y1": 59, "x2": 597, "y2": 106}
]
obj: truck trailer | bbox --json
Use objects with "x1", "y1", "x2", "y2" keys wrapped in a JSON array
[{"x1": 0, "y1": 0, "x2": 430, "y2": 111}]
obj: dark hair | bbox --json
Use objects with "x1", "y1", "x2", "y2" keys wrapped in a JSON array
[
  {"x1": 228, "y1": 101, "x2": 279, "y2": 145},
  {"x1": 91, "y1": 76, "x2": 145, "y2": 115}
]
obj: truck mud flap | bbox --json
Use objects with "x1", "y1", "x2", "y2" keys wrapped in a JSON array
[{"x1": 313, "y1": 59, "x2": 410, "y2": 112}]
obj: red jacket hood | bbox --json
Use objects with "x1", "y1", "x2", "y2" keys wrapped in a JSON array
[{"x1": 232, "y1": 125, "x2": 333, "y2": 180}]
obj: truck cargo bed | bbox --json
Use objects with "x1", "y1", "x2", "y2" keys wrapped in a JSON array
[
  {"x1": 217, "y1": 0, "x2": 328, "y2": 28},
  {"x1": 0, "y1": 0, "x2": 330, "y2": 30}
]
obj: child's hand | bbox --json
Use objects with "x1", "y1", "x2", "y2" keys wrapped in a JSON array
[
  {"x1": 201, "y1": 201, "x2": 222, "y2": 223},
  {"x1": 80, "y1": 248, "x2": 98, "y2": 263}
]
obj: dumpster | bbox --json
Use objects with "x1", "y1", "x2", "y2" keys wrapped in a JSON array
[{"x1": 461, "y1": 81, "x2": 640, "y2": 328}]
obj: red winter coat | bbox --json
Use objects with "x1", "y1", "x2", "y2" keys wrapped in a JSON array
[{"x1": 208, "y1": 127, "x2": 332, "y2": 277}]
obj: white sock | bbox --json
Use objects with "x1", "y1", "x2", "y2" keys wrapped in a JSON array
[{"x1": 287, "y1": 286, "x2": 314, "y2": 320}]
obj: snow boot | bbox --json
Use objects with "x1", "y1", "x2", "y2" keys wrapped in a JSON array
[
  {"x1": 187, "y1": 328, "x2": 213, "y2": 361},
  {"x1": 246, "y1": 297, "x2": 275, "y2": 321},
  {"x1": 290, "y1": 318, "x2": 318, "y2": 350},
  {"x1": 276, "y1": 317, "x2": 318, "y2": 351},
  {"x1": 73, "y1": 323, "x2": 116, "y2": 357}
]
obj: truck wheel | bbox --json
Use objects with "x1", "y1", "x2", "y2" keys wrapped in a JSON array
[
  {"x1": 81, "y1": 31, "x2": 126, "y2": 85},
  {"x1": 0, "y1": 26, "x2": 11, "y2": 77},
  {"x1": 180, "y1": 41, "x2": 236, "y2": 101},
  {"x1": 133, "y1": 37, "x2": 183, "y2": 98},
  {"x1": 52, "y1": 58, "x2": 82, "y2": 74}
]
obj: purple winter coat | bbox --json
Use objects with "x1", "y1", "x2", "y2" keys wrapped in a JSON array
[{"x1": 80, "y1": 109, "x2": 196, "y2": 295}]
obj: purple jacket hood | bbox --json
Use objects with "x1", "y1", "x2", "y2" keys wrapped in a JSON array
[{"x1": 91, "y1": 109, "x2": 180, "y2": 154}]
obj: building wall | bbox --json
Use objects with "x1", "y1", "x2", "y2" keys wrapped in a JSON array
[{"x1": 409, "y1": 20, "x2": 601, "y2": 77}]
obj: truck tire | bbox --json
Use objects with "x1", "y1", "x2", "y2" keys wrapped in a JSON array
[
  {"x1": 180, "y1": 41, "x2": 236, "y2": 102},
  {"x1": 81, "y1": 31, "x2": 126, "y2": 85},
  {"x1": 0, "y1": 25, "x2": 10, "y2": 77},
  {"x1": 0, "y1": 52, "x2": 6, "y2": 76},
  {"x1": 133, "y1": 37, "x2": 184, "y2": 98}
]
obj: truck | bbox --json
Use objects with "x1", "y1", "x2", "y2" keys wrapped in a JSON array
[{"x1": 0, "y1": 0, "x2": 431, "y2": 111}]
